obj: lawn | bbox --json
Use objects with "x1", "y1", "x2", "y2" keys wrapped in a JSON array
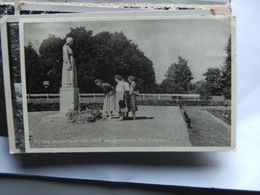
[
  {"x1": 28, "y1": 106, "x2": 191, "y2": 148},
  {"x1": 183, "y1": 107, "x2": 231, "y2": 146}
]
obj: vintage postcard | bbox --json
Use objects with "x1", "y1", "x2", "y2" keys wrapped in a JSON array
[
  {"x1": 18, "y1": 14, "x2": 236, "y2": 153},
  {"x1": 2, "y1": 11, "x2": 236, "y2": 153}
]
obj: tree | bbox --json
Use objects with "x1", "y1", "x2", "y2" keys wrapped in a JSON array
[
  {"x1": 203, "y1": 68, "x2": 222, "y2": 96},
  {"x1": 92, "y1": 31, "x2": 156, "y2": 93},
  {"x1": 221, "y1": 36, "x2": 231, "y2": 99},
  {"x1": 31, "y1": 27, "x2": 157, "y2": 93},
  {"x1": 38, "y1": 35, "x2": 64, "y2": 93},
  {"x1": 25, "y1": 42, "x2": 43, "y2": 93},
  {"x1": 160, "y1": 56, "x2": 193, "y2": 93},
  {"x1": 65, "y1": 28, "x2": 156, "y2": 93},
  {"x1": 193, "y1": 80, "x2": 212, "y2": 100},
  {"x1": 65, "y1": 27, "x2": 96, "y2": 93}
]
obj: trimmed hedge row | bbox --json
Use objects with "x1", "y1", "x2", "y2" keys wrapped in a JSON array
[
  {"x1": 28, "y1": 102, "x2": 103, "y2": 112},
  {"x1": 136, "y1": 100, "x2": 230, "y2": 107},
  {"x1": 28, "y1": 100, "x2": 230, "y2": 112}
]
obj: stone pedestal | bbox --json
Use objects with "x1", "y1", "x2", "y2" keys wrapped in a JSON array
[
  {"x1": 60, "y1": 87, "x2": 79, "y2": 114},
  {"x1": 41, "y1": 87, "x2": 79, "y2": 122}
]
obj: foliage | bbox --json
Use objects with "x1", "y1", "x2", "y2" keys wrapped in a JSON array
[
  {"x1": 221, "y1": 36, "x2": 232, "y2": 99},
  {"x1": 202, "y1": 68, "x2": 222, "y2": 96},
  {"x1": 160, "y1": 56, "x2": 193, "y2": 94},
  {"x1": 25, "y1": 42, "x2": 43, "y2": 93},
  {"x1": 66, "y1": 108, "x2": 103, "y2": 124},
  {"x1": 38, "y1": 35, "x2": 64, "y2": 93},
  {"x1": 205, "y1": 109, "x2": 231, "y2": 125},
  {"x1": 27, "y1": 100, "x2": 230, "y2": 112},
  {"x1": 27, "y1": 102, "x2": 103, "y2": 112},
  {"x1": 193, "y1": 80, "x2": 212, "y2": 100},
  {"x1": 192, "y1": 36, "x2": 232, "y2": 100},
  {"x1": 26, "y1": 27, "x2": 156, "y2": 93},
  {"x1": 136, "y1": 99, "x2": 230, "y2": 107}
]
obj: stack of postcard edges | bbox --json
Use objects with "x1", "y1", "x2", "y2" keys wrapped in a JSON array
[{"x1": 0, "y1": 0, "x2": 236, "y2": 153}]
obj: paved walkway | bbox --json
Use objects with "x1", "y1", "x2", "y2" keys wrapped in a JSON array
[{"x1": 28, "y1": 106, "x2": 191, "y2": 148}]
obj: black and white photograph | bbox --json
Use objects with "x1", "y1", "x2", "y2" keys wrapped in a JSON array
[{"x1": 18, "y1": 15, "x2": 235, "y2": 152}]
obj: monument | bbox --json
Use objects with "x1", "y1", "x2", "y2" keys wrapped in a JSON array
[
  {"x1": 60, "y1": 37, "x2": 79, "y2": 114},
  {"x1": 42, "y1": 37, "x2": 79, "y2": 122}
]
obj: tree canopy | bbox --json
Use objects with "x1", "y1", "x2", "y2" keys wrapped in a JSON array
[
  {"x1": 221, "y1": 36, "x2": 231, "y2": 99},
  {"x1": 160, "y1": 56, "x2": 193, "y2": 94},
  {"x1": 197, "y1": 36, "x2": 232, "y2": 99},
  {"x1": 25, "y1": 42, "x2": 43, "y2": 93},
  {"x1": 203, "y1": 68, "x2": 222, "y2": 96},
  {"x1": 25, "y1": 27, "x2": 156, "y2": 93}
]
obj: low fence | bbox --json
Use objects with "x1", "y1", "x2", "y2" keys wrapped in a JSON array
[{"x1": 27, "y1": 93, "x2": 200, "y2": 103}]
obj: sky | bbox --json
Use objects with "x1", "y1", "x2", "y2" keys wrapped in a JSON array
[{"x1": 24, "y1": 16, "x2": 231, "y2": 84}]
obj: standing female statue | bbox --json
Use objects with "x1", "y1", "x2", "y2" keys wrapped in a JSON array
[{"x1": 62, "y1": 37, "x2": 77, "y2": 87}]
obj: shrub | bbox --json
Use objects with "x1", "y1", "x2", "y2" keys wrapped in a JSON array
[
  {"x1": 28, "y1": 102, "x2": 103, "y2": 112},
  {"x1": 66, "y1": 107, "x2": 103, "y2": 124},
  {"x1": 27, "y1": 100, "x2": 231, "y2": 113},
  {"x1": 136, "y1": 99, "x2": 230, "y2": 107}
]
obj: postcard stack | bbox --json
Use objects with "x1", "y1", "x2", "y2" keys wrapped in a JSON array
[{"x1": 0, "y1": 0, "x2": 236, "y2": 153}]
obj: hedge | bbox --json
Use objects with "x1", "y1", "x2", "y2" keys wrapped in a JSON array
[{"x1": 28, "y1": 100, "x2": 230, "y2": 112}]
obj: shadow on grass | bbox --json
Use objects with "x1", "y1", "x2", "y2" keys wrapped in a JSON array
[
  {"x1": 123, "y1": 116, "x2": 155, "y2": 121},
  {"x1": 110, "y1": 116, "x2": 154, "y2": 120},
  {"x1": 135, "y1": 116, "x2": 154, "y2": 120}
]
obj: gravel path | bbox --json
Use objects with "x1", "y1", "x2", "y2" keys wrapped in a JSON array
[{"x1": 28, "y1": 106, "x2": 191, "y2": 148}]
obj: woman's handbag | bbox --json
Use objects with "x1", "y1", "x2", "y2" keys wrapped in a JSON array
[
  {"x1": 119, "y1": 99, "x2": 127, "y2": 109},
  {"x1": 119, "y1": 99, "x2": 128, "y2": 112}
]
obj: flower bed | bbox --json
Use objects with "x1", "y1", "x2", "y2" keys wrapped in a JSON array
[
  {"x1": 66, "y1": 108, "x2": 103, "y2": 124},
  {"x1": 205, "y1": 109, "x2": 231, "y2": 125}
]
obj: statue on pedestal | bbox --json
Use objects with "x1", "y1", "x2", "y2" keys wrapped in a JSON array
[
  {"x1": 41, "y1": 37, "x2": 80, "y2": 120},
  {"x1": 62, "y1": 37, "x2": 77, "y2": 87},
  {"x1": 60, "y1": 37, "x2": 79, "y2": 114}
]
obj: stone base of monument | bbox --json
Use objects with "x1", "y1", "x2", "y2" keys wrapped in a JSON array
[
  {"x1": 41, "y1": 87, "x2": 79, "y2": 122},
  {"x1": 60, "y1": 87, "x2": 79, "y2": 114}
]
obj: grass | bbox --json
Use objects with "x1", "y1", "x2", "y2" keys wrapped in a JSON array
[
  {"x1": 183, "y1": 107, "x2": 231, "y2": 147},
  {"x1": 28, "y1": 106, "x2": 191, "y2": 148}
]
